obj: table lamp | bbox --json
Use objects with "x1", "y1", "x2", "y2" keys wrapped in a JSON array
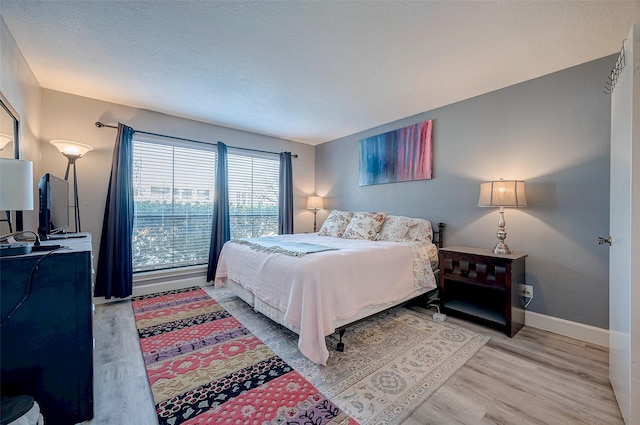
[
  {"x1": 307, "y1": 195, "x2": 324, "y2": 232},
  {"x1": 0, "y1": 158, "x2": 34, "y2": 256},
  {"x1": 478, "y1": 179, "x2": 527, "y2": 254}
]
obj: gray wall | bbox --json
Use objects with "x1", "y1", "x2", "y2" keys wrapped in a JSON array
[{"x1": 316, "y1": 55, "x2": 614, "y2": 329}]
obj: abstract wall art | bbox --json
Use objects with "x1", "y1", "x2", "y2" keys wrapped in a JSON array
[{"x1": 359, "y1": 119, "x2": 433, "y2": 186}]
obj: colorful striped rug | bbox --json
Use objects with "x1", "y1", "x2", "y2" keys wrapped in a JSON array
[{"x1": 132, "y1": 286, "x2": 357, "y2": 425}]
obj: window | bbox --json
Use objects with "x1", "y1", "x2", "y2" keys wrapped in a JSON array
[
  {"x1": 228, "y1": 149, "x2": 280, "y2": 239},
  {"x1": 132, "y1": 138, "x2": 280, "y2": 272},
  {"x1": 132, "y1": 139, "x2": 216, "y2": 272}
]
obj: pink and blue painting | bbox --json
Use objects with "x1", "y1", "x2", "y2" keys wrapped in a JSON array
[{"x1": 359, "y1": 119, "x2": 433, "y2": 186}]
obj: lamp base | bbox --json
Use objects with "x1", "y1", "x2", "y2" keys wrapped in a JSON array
[
  {"x1": 493, "y1": 208, "x2": 511, "y2": 255},
  {"x1": 492, "y1": 241, "x2": 511, "y2": 255},
  {"x1": 313, "y1": 211, "x2": 318, "y2": 233},
  {"x1": 0, "y1": 242, "x2": 32, "y2": 257}
]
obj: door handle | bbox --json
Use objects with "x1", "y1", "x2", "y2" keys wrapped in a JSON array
[{"x1": 597, "y1": 236, "x2": 612, "y2": 246}]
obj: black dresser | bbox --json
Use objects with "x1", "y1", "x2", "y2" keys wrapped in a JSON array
[{"x1": 0, "y1": 234, "x2": 94, "y2": 424}]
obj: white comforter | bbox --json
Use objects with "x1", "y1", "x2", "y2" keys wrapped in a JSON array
[{"x1": 214, "y1": 233, "x2": 436, "y2": 365}]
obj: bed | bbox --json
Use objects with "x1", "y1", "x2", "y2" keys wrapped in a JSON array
[{"x1": 213, "y1": 211, "x2": 444, "y2": 365}]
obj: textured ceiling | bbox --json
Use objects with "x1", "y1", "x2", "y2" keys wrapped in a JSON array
[{"x1": 1, "y1": 1, "x2": 639, "y2": 145}]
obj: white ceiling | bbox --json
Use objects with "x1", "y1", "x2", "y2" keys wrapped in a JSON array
[{"x1": 1, "y1": 1, "x2": 639, "y2": 145}]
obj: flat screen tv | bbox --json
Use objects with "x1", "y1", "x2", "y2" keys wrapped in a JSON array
[{"x1": 38, "y1": 173, "x2": 69, "y2": 238}]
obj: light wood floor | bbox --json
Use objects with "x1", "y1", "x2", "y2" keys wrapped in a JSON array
[
  {"x1": 85, "y1": 297, "x2": 623, "y2": 425},
  {"x1": 404, "y1": 305, "x2": 623, "y2": 425}
]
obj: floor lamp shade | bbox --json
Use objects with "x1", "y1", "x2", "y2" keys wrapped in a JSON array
[
  {"x1": 478, "y1": 179, "x2": 526, "y2": 254},
  {"x1": 50, "y1": 140, "x2": 93, "y2": 159},
  {"x1": 0, "y1": 134, "x2": 13, "y2": 151},
  {"x1": 0, "y1": 158, "x2": 34, "y2": 211}
]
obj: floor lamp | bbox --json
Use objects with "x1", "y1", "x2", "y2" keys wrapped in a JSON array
[{"x1": 50, "y1": 140, "x2": 93, "y2": 233}]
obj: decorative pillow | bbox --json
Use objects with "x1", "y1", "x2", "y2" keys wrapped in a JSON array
[
  {"x1": 406, "y1": 218, "x2": 433, "y2": 242},
  {"x1": 376, "y1": 215, "x2": 414, "y2": 241},
  {"x1": 318, "y1": 210, "x2": 354, "y2": 238},
  {"x1": 342, "y1": 211, "x2": 388, "y2": 240}
]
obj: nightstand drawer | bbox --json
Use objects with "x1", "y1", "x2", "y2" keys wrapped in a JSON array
[{"x1": 441, "y1": 253, "x2": 508, "y2": 289}]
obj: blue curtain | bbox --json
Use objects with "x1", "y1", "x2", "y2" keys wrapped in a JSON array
[
  {"x1": 95, "y1": 123, "x2": 134, "y2": 299},
  {"x1": 207, "y1": 142, "x2": 230, "y2": 282},
  {"x1": 278, "y1": 152, "x2": 293, "y2": 234}
]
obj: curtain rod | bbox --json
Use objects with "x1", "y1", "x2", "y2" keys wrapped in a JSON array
[{"x1": 94, "y1": 121, "x2": 298, "y2": 158}]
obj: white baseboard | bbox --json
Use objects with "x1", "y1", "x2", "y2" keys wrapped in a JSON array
[{"x1": 525, "y1": 310, "x2": 609, "y2": 348}]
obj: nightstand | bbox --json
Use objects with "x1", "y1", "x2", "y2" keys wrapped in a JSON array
[{"x1": 438, "y1": 246, "x2": 526, "y2": 337}]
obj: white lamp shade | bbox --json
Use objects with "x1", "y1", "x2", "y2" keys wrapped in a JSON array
[
  {"x1": 0, "y1": 158, "x2": 34, "y2": 210},
  {"x1": 50, "y1": 140, "x2": 93, "y2": 158},
  {"x1": 307, "y1": 195, "x2": 324, "y2": 210},
  {"x1": 478, "y1": 179, "x2": 527, "y2": 208}
]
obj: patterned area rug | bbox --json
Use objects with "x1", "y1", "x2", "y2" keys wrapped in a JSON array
[
  {"x1": 131, "y1": 287, "x2": 357, "y2": 425},
  {"x1": 204, "y1": 286, "x2": 491, "y2": 425}
]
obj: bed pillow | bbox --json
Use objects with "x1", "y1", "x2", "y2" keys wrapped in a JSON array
[
  {"x1": 342, "y1": 211, "x2": 388, "y2": 240},
  {"x1": 318, "y1": 210, "x2": 354, "y2": 238},
  {"x1": 376, "y1": 215, "x2": 414, "y2": 241},
  {"x1": 406, "y1": 218, "x2": 433, "y2": 242}
]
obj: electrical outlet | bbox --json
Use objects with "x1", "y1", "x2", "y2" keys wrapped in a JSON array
[{"x1": 521, "y1": 284, "x2": 533, "y2": 298}]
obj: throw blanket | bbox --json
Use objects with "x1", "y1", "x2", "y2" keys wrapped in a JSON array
[{"x1": 232, "y1": 236, "x2": 338, "y2": 257}]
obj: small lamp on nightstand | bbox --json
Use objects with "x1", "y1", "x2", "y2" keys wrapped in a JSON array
[
  {"x1": 478, "y1": 179, "x2": 527, "y2": 254},
  {"x1": 307, "y1": 195, "x2": 323, "y2": 232}
]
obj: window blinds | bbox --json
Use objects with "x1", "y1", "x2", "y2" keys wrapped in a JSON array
[
  {"x1": 228, "y1": 150, "x2": 280, "y2": 239},
  {"x1": 132, "y1": 140, "x2": 216, "y2": 272},
  {"x1": 132, "y1": 140, "x2": 280, "y2": 272}
]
